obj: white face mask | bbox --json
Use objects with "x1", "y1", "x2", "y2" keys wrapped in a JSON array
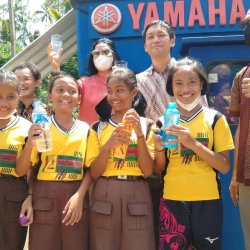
[
  {"x1": 94, "y1": 55, "x2": 113, "y2": 71},
  {"x1": 176, "y1": 96, "x2": 201, "y2": 112}
]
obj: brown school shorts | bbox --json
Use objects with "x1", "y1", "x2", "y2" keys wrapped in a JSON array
[
  {"x1": 90, "y1": 177, "x2": 156, "y2": 250},
  {"x1": 29, "y1": 180, "x2": 89, "y2": 250},
  {"x1": 0, "y1": 176, "x2": 28, "y2": 250}
]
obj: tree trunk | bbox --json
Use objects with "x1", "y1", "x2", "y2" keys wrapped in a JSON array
[{"x1": 8, "y1": 0, "x2": 16, "y2": 57}]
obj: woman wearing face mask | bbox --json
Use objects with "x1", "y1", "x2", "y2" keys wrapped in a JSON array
[
  {"x1": 154, "y1": 57, "x2": 234, "y2": 250},
  {"x1": 48, "y1": 38, "x2": 120, "y2": 125}
]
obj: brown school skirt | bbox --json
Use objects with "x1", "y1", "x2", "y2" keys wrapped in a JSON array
[
  {"x1": 0, "y1": 176, "x2": 28, "y2": 250},
  {"x1": 29, "y1": 180, "x2": 89, "y2": 250},
  {"x1": 90, "y1": 177, "x2": 156, "y2": 250}
]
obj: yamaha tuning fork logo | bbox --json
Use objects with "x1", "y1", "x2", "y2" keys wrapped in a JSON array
[{"x1": 91, "y1": 3, "x2": 122, "y2": 34}]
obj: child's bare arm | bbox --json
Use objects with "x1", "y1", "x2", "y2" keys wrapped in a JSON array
[
  {"x1": 62, "y1": 170, "x2": 93, "y2": 226},
  {"x1": 16, "y1": 124, "x2": 41, "y2": 176}
]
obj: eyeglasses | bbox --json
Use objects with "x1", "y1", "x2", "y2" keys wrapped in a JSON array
[{"x1": 91, "y1": 48, "x2": 113, "y2": 58}]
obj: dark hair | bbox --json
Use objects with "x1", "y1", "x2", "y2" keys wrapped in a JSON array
[
  {"x1": 12, "y1": 62, "x2": 41, "y2": 81},
  {"x1": 49, "y1": 71, "x2": 80, "y2": 94},
  {"x1": 210, "y1": 64, "x2": 231, "y2": 85},
  {"x1": 96, "y1": 68, "x2": 147, "y2": 121},
  {"x1": 142, "y1": 20, "x2": 175, "y2": 43},
  {"x1": 0, "y1": 69, "x2": 20, "y2": 94},
  {"x1": 87, "y1": 38, "x2": 120, "y2": 76},
  {"x1": 166, "y1": 57, "x2": 208, "y2": 96}
]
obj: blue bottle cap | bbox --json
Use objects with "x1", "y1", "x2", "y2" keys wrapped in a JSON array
[{"x1": 168, "y1": 102, "x2": 177, "y2": 109}]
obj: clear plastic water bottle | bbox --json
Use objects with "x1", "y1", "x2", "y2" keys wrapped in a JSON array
[
  {"x1": 162, "y1": 102, "x2": 180, "y2": 149},
  {"x1": 32, "y1": 101, "x2": 52, "y2": 152}
]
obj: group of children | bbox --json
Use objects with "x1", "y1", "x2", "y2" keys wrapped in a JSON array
[{"x1": 0, "y1": 57, "x2": 234, "y2": 250}]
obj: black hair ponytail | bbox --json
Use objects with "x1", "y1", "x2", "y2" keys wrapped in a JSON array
[
  {"x1": 95, "y1": 96, "x2": 112, "y2": 122},
  {"x1": 132, "y1": 91, "x2": 147, "y2": 117}
]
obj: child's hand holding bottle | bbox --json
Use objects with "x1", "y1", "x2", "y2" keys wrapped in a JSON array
[
  {"x1": 112, "y1": 110, "x2": 136, "y2": 169},
  {"x1": 26, "y1": 124, "x2": 44, "y2": 147},
  {"x1": 122, "y1": 109, "x2": 143, "y2": 138}
]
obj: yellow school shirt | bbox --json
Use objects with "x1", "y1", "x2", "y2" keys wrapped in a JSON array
[
  {"x1": 31, "y1": 116, "x2": 99, "y2": 181},
  {"x1": 94, "y1": 118, "x2": 155, "y2": 177},
  {"x1": 162, "y1": 107, "x2": 234, "y2": 201},
  {"x1": 0, "y1": 116, "x2": 31, "y2": 177}
]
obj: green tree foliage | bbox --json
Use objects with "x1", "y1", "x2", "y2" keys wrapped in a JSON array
[
  {"x1": 0, "y1": 41, "x2": 22, "y2": 67},
  {"x1": 44, "y1": 0, "x2": 72, "y2": 14},
  {"x1": 61, "y1": 53, "x2": 79, "y2": 79},
  {"x1": 0, "y1": 42, "x2": 11, "y2": 67},
  {"x1": 0, "y1": 0, "x2": 41, "y2": 48},
  {"x1": 35, "y1": 0, "x2": 71, "y2": 23},
  {"x1": 0, "y1": 0, "x2": 72, "y2": 50},
  {"x1": 0, "y1": 19, "x2": 10, "y2": 41},
  {"x1": 35, "y1": 6, "x2": 61, "y2": 24},
  {"x1": 1, "y1": 0, "x2": 77, "y2": 110},
  {"x1": 0, "y1": 17, "x2": 12, "y2": 66},
  {"x1": 14, "y1": 0, "x2": 41, "y2": 46}
]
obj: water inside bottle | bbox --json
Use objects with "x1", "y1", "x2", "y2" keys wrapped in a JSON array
[
  {"x1": 35, "y1": 128, "x2": 52, "y2": 152},
  {"x1": 163, "y1": 114, "x2": 180, "y2": 149}
]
